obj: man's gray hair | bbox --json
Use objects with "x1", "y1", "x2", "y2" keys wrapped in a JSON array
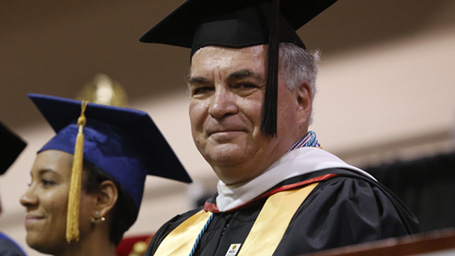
[{"x1": 279, "y1": 43, "x2": 319, "y2": 98}]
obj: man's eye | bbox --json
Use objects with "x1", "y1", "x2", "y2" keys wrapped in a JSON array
[
  {"x1": 192, "y1": 86, "x2": 213, "y2": 95},
  {"x1": 235, "y1": 83, "x2": 258, "y2": 89}
]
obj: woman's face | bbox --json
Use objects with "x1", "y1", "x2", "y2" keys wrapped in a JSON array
[{"x1": 20, "y1": 150, "x2": 94, "y2": 254}]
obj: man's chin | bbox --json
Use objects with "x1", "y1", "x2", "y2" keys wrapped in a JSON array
[
  {"x1": 207, "y1": 155, "x2": 244, "y2": 168},
  {"x1": 203, "y1": 144, "x2": 247, "y2": 163}
]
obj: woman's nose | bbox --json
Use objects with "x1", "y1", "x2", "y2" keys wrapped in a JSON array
[{"x1": 20, "y1": 186, "x2": 38, "y2": 208}]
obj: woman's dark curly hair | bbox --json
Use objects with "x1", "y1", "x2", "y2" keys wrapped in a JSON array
[{"x1": 82, "y1": 160, "x2": 138, "y2": 245}]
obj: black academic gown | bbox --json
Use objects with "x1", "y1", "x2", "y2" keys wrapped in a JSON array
[{"x1": 145, "y1": 169, "x2": 419, "y2": 256}]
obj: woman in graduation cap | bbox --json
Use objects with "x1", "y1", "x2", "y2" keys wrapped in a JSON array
[{"x1": 20, "y1": 94, "x2": 192, "y2": 256}]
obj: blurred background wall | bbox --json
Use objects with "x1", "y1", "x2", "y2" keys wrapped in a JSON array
[{"x1": 0, "y1": 1, "x2": 454, "y2": 255}]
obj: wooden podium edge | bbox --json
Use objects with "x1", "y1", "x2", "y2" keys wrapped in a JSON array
[{"x1": 304, "y1": 228, "x2": 455, "y2": 256}]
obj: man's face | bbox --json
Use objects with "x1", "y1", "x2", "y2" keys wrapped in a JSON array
[{"x1": 188, "y1": 45, "x2": 310, "y2": 185}]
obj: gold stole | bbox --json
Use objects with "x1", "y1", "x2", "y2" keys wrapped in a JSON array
[{"x1": 153, "y1": 182, "x2": 319, "y2": 256}]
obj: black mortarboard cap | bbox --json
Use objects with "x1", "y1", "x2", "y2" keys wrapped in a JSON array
[
  {"x1": 140, "y1": 0, "x2": 337, "y2": 135},
  {"x1": 1, "y1": 122, "x2": 27, "y2": 175}
]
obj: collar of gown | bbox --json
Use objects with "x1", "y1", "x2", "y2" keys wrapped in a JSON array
[{"x1": 215, "y1": 147, "x2": 376, "y2": 212}]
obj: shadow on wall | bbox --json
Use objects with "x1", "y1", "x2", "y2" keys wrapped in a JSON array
[{"x1": 302, "y1": 0, "x2": 454, "y2": 54}]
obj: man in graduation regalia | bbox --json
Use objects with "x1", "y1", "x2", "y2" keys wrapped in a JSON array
[{"x1": 139, "y1": 0, "x2": 419, "y2": 255}]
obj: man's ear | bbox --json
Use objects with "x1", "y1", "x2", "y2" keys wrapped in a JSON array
[
  {"x1": 94, "y1": 180, "x2": 118, "y2": 218},
  {"x1": 295, "y1": 81, "x2": 313, "y2": 125}
]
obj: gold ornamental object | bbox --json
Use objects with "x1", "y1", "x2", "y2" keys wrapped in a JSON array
[{"x1": 76, "y1": 73, "x2": 128, "y2": 107}]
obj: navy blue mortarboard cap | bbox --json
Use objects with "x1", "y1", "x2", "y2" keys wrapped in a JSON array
[
  {"x1": 28, "y1": 93, "x2": 192, "y2": 209},
  {"x1": 140, "y1": 0, "x2": 337, "y2": 136},
  {"x1": 1, "y1": 122, "x2": 27, "y2": 175}
]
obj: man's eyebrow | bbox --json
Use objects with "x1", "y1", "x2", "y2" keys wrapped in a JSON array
[
  {"x1": 187, "y1": 69, "x2": 260, "y2": 85},
  {"x1": 187, "y1": 76, "x2": 210, "y2": 85},
  {"x1": 228, "y1": 69, "x2": 256, "y2": 80}
]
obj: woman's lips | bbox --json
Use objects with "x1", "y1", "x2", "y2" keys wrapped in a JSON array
[{"x1": 25, "y1": 214, "x2": 44, "y2": 226}]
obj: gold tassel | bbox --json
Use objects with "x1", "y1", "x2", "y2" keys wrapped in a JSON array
[{"x1": 66, "y1": 100, "x2": 89, "y2": 243}]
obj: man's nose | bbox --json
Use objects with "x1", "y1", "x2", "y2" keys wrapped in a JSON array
[{"x1": 208, "y1": 88, "x2": 238, "y2": 119}]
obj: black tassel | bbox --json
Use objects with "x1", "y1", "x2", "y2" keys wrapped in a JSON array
[{"x1": 260, "y1": 0, "x2": 280, "y2": 136}]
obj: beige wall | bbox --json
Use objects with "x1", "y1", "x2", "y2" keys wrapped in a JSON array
[{"x1": 1, "y1": 1, "x2": 454, "y2": 255}]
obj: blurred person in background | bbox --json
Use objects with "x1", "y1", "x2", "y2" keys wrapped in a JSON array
[{"x1": 1, "y1": 121, "x2": 27, "y2": 256}]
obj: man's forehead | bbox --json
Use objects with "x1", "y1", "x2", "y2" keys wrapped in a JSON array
[
  {"x1": 193, "y1": 44, "x2": 267, "y2": 57},
  {"x1": 190, "y1": 45, "x2": 267, "y2": 75}
]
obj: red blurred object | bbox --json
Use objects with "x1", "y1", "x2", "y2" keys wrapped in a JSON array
[{"x1": 116, "y1": 233, "x2": 154, "y2": 256}]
